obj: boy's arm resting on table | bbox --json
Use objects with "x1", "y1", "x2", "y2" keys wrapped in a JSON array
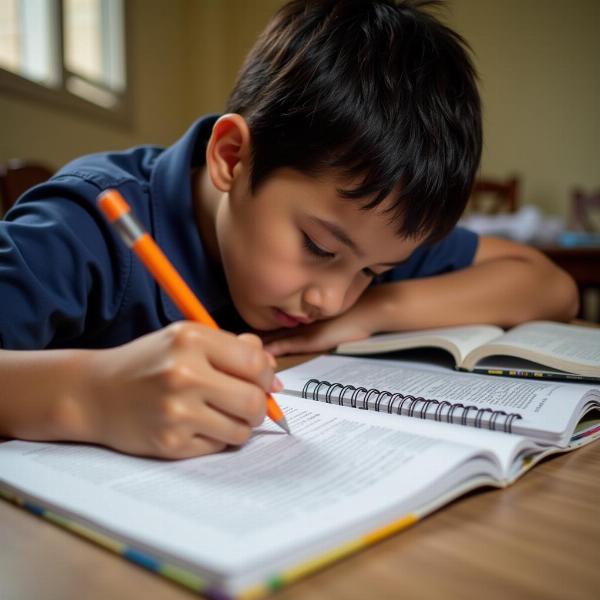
[
  {"x1": 0, "y1": 326, "x2": 279, "y2": 459},
  {"x1": 264, "y1": 236, "x2": 579, "y2": 356},
  {"x1": 375, "y1": 236, "x2": 580, "y2": 329}
]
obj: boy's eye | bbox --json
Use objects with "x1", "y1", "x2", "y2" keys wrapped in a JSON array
[
  {"x1": 302, "y1": 233, "x2": 335, "y2": 259},
  {"x1": 303, "y1": 232, "x2": 381, "y2": 278}
]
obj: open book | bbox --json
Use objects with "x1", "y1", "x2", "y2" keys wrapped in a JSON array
[
  {"x1": 1, "y1": 355, "x2": 599, "y2": 600},
  {"x1": 335, "y1": 321, "x2": 600, "y2": 382}
]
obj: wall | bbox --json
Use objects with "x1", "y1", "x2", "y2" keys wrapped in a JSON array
[
  {"x1": 449, "y1": 0, "x2": 600, "y2": 217},
  {"x1": 1, "y1": 0, "x2": 598, "y2": 218},
  {"x1": 0, "y1": 0, "x2": 191, "y2": 168}
]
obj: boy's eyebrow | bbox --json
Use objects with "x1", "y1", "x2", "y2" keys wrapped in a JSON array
[
  {"x1": 312, "y1": 217, "x2": 364, "y2": 256},
  {"x1": 312, "y1": 217, "x2": 409, "y2": 267}
]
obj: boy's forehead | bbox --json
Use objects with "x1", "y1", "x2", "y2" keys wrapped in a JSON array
[
  {"x1": 318, "y1": 176, "x2": 403, "y2": 233},
  {"x1": 324, "y1": 201, "x2": 422, "y2": 257},
  {"x1": 278, "y1": 167, "x2": 394, "y2": 213},
  {"x1": 276, "y1": 167, "x2": 415, "y2": 241},
  {"x1": 303, "y1": 177, "x2": 424, "y2": 260}
]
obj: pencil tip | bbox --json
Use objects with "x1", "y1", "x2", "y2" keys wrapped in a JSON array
[{"x1": 277, "y1": 416, "x2": 291, "y2": 434}]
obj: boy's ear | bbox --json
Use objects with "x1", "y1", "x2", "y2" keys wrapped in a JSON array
[{"x1": 205, "y1": 114, "x2": 252, "y2": 192}]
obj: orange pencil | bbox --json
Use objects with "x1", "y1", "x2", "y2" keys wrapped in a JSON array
[{"x1": 97, "y1": 188, "x2": 290, "y2": 434}]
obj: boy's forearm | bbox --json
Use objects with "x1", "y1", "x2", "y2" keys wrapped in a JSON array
[
  {"x1": 369, "y1": 255, "x2": 579, "y2": 332},
  {"x1": 0, "y1": 349, "x2": 93, "y2": 442}
]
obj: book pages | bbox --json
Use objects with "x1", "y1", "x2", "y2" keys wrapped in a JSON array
[
  {"x1": 0, "y1": 397, "x2": 494, "y2": 583},
  {"x1": 337, "y1": 324, "x2": 502, "y2": 365},
  {"x1": 476, "y1": 321, "x2": 600, "y2": 369}
]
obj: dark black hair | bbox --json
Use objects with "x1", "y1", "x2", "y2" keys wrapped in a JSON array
[{"x1": 226, "y1": 0, "x2": 482, "y2": 243}]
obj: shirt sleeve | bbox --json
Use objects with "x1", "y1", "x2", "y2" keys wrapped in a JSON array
[
  {"x1": 380, "y1": 226, "x2": 479, "y2": 283},
  {"x1": 0, "y1": 177, "x2": 130, "y2": 349}
]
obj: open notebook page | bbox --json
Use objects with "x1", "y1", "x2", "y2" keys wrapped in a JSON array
[
  {"x1": 279, "y1": 356, "x2": 600, "y2": 446},
  {"x1": 0, "y1": 396, "x2": 524, "y2": 594}
]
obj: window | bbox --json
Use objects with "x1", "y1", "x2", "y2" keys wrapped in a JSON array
[{"x1": 0, "y1": 0, "x2": 129, "y2": 121}]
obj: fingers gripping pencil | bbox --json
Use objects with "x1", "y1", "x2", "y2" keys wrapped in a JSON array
[{"x1": 97, "y1": 188, "x2": 291, "y2": 434}]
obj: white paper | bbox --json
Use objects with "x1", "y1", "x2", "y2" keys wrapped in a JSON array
[
  {"x1": 0, "y1": 397, "x2": 499, "y2": 579},
  {"x1": 488, "y1": 321, "x2": 600, "y2": 366}
]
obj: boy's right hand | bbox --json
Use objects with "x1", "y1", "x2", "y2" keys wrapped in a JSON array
[{"x1": 79, "y1": 322, "x2": 280, "y2": 459}]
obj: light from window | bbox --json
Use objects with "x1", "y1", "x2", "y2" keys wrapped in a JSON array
[
  {"x1": 0, "y1": 0, "x2": 59, "y2": 86},
  {"x1": 64, "y1": 0, "x2": 125, "y2": 107},
  {"x1": 64, "y1": 0, "x2": 103, "y2": 83},
  {"x1": 0, "y1": 0, "x2": 21, "y2": 74},
  {"x1": 0, "y1": 0, "x2": 126, "y2": 111}
]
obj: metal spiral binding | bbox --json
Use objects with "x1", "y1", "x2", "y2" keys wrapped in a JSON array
[{"x1": 301, "y1": 378, "x2": 523, "y2": 433}]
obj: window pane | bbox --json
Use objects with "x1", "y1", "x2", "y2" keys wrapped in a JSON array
[
  {"x1": 63, "y1": 0, "x2": 103, "y2": 83},
  {"x1": 0, "y1": 0, "x2": 58, "y2": 85},
  {"x1": 1, "y1": 0, "x2": 127, "y2": 114},
  {"x1": 63, "y1": 0, "x2": 126, "y2": 99},
  {"x1": 0, "y1": 0, "x2": 21, "y2": 74}
]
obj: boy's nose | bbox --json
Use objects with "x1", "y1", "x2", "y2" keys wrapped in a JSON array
[{"x1": 303, "y1": 278, "x2": 348, "y2": 318}]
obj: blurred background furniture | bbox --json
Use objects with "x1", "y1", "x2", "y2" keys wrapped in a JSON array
[
  {"x1": 540, "y1": 189, "x2": 600, "y2": 323},
  {"x1": 540, "y1": 246, "x2": 600, "y2": 322},
  {"x1": 0, "y1": 160, "x2": 54, "y2": 217},
  {"x1": 464, "y1": 181, "x2": 600, "y2": 322},
  {"x1": 469, "y1": 176, "x2": 520, "y2": 214},
  {"x1": 568, "y1": 188, "x2": 600, "y2": 233}
]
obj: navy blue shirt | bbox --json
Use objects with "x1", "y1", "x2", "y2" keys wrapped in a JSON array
[{"x1": 0, "y1": 115, "x2": 478, "y2": 350}]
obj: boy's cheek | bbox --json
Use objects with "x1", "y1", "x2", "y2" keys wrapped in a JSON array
[
  {"x1": 249, "y1": 260, "x2": 306, "y2": 301},
  {"x1": 337, "y1": 278, "x2": 371, "y2": 312},
  {"x1": 227, "y1": 268, "x2": 301, "y2": 329}
]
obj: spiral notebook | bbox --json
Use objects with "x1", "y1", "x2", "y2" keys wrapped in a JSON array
[
  {"x1": 281, "y1": 355, "x2": 600, "y2": 446},
  {"x1": 1, "y1": 355, "x2": 599, "y2": 599}
]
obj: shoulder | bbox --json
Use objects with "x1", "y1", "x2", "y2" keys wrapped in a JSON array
[
  {"x1": 5, "y1": 144, "x2": 167, "y2": 243},
  {"x1": 0, "y1": 191, "x2": 131, "y2": 348},
  {"x1": 0, "y1": 157, "x2": 153, "y2": 349},
  {"x1": 51, "y1": 145, "x2": 164, "y2": 202}
]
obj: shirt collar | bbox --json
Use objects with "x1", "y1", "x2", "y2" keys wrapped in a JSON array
[{"x1": 149, "y1": 114, "x2": 231, "y2": 322}]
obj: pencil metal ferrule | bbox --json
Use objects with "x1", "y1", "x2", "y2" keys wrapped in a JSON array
[{"x1": 113, "y1": 212, "x2": 146, "y2": 248}]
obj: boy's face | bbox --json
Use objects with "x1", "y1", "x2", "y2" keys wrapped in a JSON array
[{"x1": 214, "y1": 165, "x2": 424, "y2": 331}]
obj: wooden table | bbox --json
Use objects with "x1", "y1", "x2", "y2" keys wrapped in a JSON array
[{"x1": 1, "y1": 354, "x2": 599, "y2": 600}]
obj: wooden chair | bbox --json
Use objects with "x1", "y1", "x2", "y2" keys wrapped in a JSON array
[
  {"x1": 0, "y1": 160, "x2": 54, "y2": 216},
  {"x1": 469, "y1": 176, "x2": 520, "y2": 214},
  {"x1": 568, "y1": 188, "x2": 600, "y2": 232}
]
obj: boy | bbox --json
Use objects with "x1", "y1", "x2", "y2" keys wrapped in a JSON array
[{"x1": 0, "y1": 0, "x2": 577, "y2": 459}]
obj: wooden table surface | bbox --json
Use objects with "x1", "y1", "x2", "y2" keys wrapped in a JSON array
[{"x1": 1, "y1": 354, "x2": 599, "y2": 600}]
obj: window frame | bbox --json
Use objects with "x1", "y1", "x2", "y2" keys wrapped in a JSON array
[{"x1": 0, "y1": 0, "x2": 132, "y2": 127}]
